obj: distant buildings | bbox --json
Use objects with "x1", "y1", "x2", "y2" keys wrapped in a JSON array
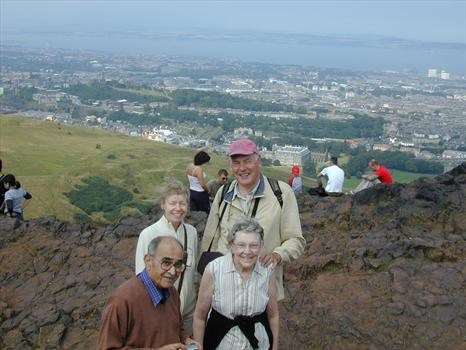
[
  {"x1": 412, "y1": 133, "x2": 441, "y2": 145},
  {"x1": 442, "y1": 150, "x2": 466, "y2": 159},
  {"x1": 427, "y1": 68, "x2": 450, "y2": 80},
  {"x1": 373, "y1": 143, "x2": 393, "y2": 152},
  {"x1": 234, "y1": 127, "x2": 254, "y2": 137},
  {"x1": 32, "y1": 90, "x2": 67, "y2": 108},
  {"x1": 309, "y1": 151, "x2": 328, "y2": 164},
  {"x1": 442, "y1": 150, "x2": 466, "y2": 171},
  {"x1": 263, "y1": 144, "x2": 310, "y2": 165},
  {"x1": 427, "y1": 69, "x2": 438, "y2": 78}
]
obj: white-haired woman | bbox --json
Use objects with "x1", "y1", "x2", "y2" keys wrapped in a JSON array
[
  {"x1": 135, "y1": 177, "x2": 198, "y2": 336},
  {"x1": 193, "y1": 218, "x2": 279, "y2": 350}
]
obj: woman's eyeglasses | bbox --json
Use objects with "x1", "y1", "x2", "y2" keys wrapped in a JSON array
[{"x1": 233, "y1": 242, "x2": 261, "y2": 252}]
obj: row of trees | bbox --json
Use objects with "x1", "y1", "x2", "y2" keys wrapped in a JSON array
[
  {"x1": 98, "y1": 103, "x2": 384, "y2": 141},
  {"x1": 345, "y1": 149, "x2": 444, "y2": 176},
  {"x1": 170, "y1": 89, "x2": 306, "y2": 113},
  {"x1": 0, "y1": 87, "x2": 38, "y2": 109},
  {"x1": 34, "y1": 82, "x2": 384, "y2": 140}
]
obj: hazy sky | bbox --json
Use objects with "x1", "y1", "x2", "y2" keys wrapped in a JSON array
[{"x1": 1, "y1": 0, "x2": 465, "y2": 43}]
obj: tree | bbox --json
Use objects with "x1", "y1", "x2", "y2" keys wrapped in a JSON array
[
  {"x1": 303, "y1": 158, "x2": 316, "y2": 177},
  {"x1": 71, "y1": 106, "x2": 81, "y2": 119},
  {"x1": 272, "y1": 159, "x2": 281, "y2": 166},
  {"x1": 262, "y1": 158, "x2": 272, "y2": 166}
]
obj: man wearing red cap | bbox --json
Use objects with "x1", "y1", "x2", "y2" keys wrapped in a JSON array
[
  {"x1": 288, "y1": 166, "x2": 302, "y2": 194},
  {"x1": 201, "y1": 139, "x2": 305, "y2": 301}
]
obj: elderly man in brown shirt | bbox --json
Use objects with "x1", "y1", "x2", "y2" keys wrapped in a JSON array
[{"x1": 97, "y1": 236, "x2": 201, "y2": 350}]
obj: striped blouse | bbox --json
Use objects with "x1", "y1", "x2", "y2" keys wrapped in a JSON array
[{"x1": 209, "y1": 253, "x2": 273, "y2": 350}]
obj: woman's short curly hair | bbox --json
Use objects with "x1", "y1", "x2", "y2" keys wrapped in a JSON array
[
  {"x1": 160, "y1": 176, "x2": 189, "y2": 203},
  {"x1": 227, "y1": 217, "x2": 264, "y2": 245}
]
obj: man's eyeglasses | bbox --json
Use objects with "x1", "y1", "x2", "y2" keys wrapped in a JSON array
[
  {"x1": 221, "y1": 176, "x2": 228, "y2": 181},
  {"x1": 233, "y1": 242, "x2": 261, "y2": 252},
  {"x1": 156, "y1": 257, "x2": 186, "y2": 272}
]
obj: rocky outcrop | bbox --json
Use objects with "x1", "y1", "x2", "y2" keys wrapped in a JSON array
[{"x1": 1, "y1": 163, "x2": 465, "y2": 349}]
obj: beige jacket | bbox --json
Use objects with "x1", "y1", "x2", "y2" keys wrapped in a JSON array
[{"x1": 201, "y1": 175, "x2": 305, "y2": 300}]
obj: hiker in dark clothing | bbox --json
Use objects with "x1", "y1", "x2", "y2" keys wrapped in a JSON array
[
  {"x1": 0, "y1": 160, "x2": 7, "y2": 209},
  {"x1": 2, "y1": 174, "x2": 32, "y2": 221}
]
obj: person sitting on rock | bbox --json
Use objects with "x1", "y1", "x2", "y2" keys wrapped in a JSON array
[
  {"x1": 288, "y1": 166, "x2": 302, "y2": 194},
  {"x1": 97, "y1": 236, "x2": 201, "y2": 350},
  {"x1": 352, "y1": 159, "x2": 393, "y2": 194},
  {"x1": 308, "y1": 157, "x2": 344, "y2": 197},
  {"x1": 366, "y1": 159, "x2": 393, "y2": 184}
]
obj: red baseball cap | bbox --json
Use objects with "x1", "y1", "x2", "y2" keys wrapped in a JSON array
[
  {"x1": 228, "y1": 139, "x2": 259, "y2": 156},
  {"x1": 292, "y1": 166, "x2": 300, "y2": 175}
]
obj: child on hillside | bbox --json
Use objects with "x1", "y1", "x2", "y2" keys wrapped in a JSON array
[{"x1": 2, "y1": 174, "x2": 32, "y2": 221}]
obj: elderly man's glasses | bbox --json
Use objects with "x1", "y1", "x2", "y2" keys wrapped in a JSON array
[
  {"x1": 156, "y1": 257, "x2": 186, "y2": 272},
  {"x1": 233, "y1": 242, "x2": 261, "y2": 252}
]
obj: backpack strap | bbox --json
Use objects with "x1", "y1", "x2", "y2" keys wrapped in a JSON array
[
  {"x1": 217, "y1": 180, "x2": 233, "y2": 223},
  {"x1": 251, "y1": 197, "x2": 260, "y2": 218},
  {"x1": 177, "y1": 224, "x2": 188, "y2": 294},
  {"x1": 266, "y1": 177, "x2": 283, "y2": 208},
  {"x1": 204, "y1": 181, "x2": 233, "y2": 252}
]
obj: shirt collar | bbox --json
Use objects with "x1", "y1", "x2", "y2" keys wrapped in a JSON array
[
  {"x1": 138, "y1": 268, "x2": 170, "y2": 306},
  {"x1": 231, "y1": 175, "x2": 265, "y2": 201},
  {"x1": 161, "y1": 215, "x2": 184, "y2": 233}
]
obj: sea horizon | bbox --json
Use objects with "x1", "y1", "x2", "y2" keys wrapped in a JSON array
[{"x1": 2, "y1": 30, "x2": 465, "y2": 76}]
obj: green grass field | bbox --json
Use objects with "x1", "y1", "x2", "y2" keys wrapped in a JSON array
[
  {"x1": 0, "y1": 115, "x2": 434, "y2": 221},
  {"x1": 0, "y1": 116, "x2": 232, "y2": 221}
]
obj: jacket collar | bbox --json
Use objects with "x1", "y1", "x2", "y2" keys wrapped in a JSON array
[{"x1": 225, "y1": 174, "x2": 266, "y2": 203}]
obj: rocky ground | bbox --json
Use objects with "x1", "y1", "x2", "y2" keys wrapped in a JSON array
[{"x1": 1, "y1": 163, "x2": 465, "y2": 349}]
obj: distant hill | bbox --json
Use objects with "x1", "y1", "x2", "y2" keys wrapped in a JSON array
[{"x1": 0, "y1": 116, "x2": 314, "y2": 222}]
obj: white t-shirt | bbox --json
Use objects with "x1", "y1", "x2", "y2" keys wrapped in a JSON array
[{"x1": 319, "y1": 165, "x2": 345, "y2": 193}]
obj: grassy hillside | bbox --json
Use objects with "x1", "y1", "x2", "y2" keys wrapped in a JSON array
[
  {"x1": 0, "y1": 116, "x2": 433, "y2": 222},
  {"x1": 0, "y1": 116, "x2": 232, "y2": 222}
]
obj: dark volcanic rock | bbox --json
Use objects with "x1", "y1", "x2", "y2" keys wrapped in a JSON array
[{"x1": 0, "y1": 163, "x2": 465, "y2": 349}]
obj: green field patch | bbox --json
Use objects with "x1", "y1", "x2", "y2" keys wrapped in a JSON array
[{"x1": 64, "y1": 176, "x2": 134, "y2": 222}]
